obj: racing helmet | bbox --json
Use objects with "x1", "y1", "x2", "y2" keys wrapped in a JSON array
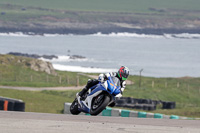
[{"x1": 118, "y1": 66, "x2": 130, "y2": 80}]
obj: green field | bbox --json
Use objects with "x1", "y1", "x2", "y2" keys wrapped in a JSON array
[
  {"x1": 0, "y1": 0, "x2": 200, "y2": 12},
  {"x1": 0, "y1": 0, "x2": 200, "y2": 22},
  {"x1": 125, "y1": 76, "x2": 200, "y2": 117},
  {"x1": 0, "y1": 88, "x2": 76, "y2": 113}
]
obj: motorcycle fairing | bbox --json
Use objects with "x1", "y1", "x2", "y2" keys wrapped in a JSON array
[
  {"x1": 78, "y1": 100, "x2": 90, "y2": 113},
  {"x1": 107, "y1": 76, "x2": 121, "y2": 96},
  {"x1": 78, "y1": 83, "x2": 107, "y2": 113}
]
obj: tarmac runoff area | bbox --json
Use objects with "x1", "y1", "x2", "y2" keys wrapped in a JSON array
[{"x1": 0, "y1": 111, "x2": 200, "y2": 133}]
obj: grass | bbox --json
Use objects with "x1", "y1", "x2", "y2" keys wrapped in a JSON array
[
  {"x1": 0, "y1": 67, "x2": 88, "y2": 87},
  {"x1": 126, "y1": 76, "x2": 200, "y2": 107},
  {"x1": 123, "y1": 76, "x2": 200, "y2": 118},
  {"x1": 0, "y1": 70, "x2": 88, "y2": 87},
  {"x1": 0, "y1": 88, "x2": 77, "y2": 113},
  {"x1": 0, "y1": 0, "x2": 200, "y2": 13}
]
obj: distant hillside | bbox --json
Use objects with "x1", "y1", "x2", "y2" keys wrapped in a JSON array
[
  {"x1": 1, "y1": 0, "x2": 200, "y2": 13},
  {"x1": 0, "y1": 0, "x2": 200, "y2": 34},
  {"x1": 0, "y1": 54, "x2": 57, "y2": 75}
]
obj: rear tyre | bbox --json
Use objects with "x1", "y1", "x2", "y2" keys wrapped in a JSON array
[
  {"x1": 90, "y1": 93, "x2": 110, "y2": 116},
  {"x1": 70, "y1": 99, "x2": 81, "y2": 115}
]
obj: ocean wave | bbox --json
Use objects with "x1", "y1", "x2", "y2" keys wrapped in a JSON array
[
  {"x1": 0, "y1": 32, "x2": 67, "y2": 37},
  {"x1": 0, "y1": 32, "x2": 30, "y2": 37},
  {"x1": 53, "y1": 64, "x2": 118, "y2": 73},
  {"x1": 1, "y1": 32, "x2": 200, "y2": 39},
  {"x1": 91, "y1": 32, "x2": 200, "y2": 39},
  {"x1": 90, "y1": 32, "x2": 163, "y2": 38},
  {"x1": 163, "y1": 33, "x2": 200, "y2": 39}
]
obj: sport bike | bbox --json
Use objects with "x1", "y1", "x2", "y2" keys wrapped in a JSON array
[{"x1": 70, "y1": 76, "x2": 121, "y2": 115}]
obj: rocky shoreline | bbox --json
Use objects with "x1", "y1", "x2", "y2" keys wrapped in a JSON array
[
  {"x1": 1, "y1": 27, "x2": 200, "y2": 36},
  {"x1": 8, "y1": 52, "x2": 58, "y2": 60},
  {"x1": 8, "y1": 52, "x2": 86, "y2": 60}
]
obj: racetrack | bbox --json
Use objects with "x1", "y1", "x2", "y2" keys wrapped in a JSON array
[{"x1": 0, "y1": 111, "x2": 199, "y2": 133}]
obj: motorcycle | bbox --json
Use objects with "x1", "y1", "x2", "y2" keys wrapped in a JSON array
[{"x1": 70, "y1": 76, "x2": 122, "y2": 116}]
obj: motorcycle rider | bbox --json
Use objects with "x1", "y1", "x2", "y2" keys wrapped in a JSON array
[{"x1": 76, "y1": 66, "x2": 130, "y2": 103}]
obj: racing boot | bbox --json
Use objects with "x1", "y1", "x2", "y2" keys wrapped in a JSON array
[
  {"x1": 76, "y1": 79, "x2": 99, "y2": 102},
  {"x1": 78, "y1": 87, "x2": 89, "y2": 97},
  {"x1": 76, "y1": 86, "x2": 88, "y2": 105},
  {"x1": 77, "y1": 79, "x2": 93, "y2": 97}
]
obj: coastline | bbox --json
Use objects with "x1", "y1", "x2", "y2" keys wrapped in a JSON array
[
  {"x1": 1, "y1": 27, "x2": 200, "y2": 36},
  {"x1": 1, "y1": 29, "x2": 200, "y2": 78}
]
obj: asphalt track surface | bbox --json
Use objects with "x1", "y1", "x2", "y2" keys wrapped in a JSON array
[{"x1": 0, "y1": 111, "x2": 200, "y2": 133}]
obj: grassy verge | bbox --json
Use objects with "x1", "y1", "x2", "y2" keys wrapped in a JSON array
[
  {"x1": 0, "y1": 88, "x2": 77, "y2": 113},
  {"x1": 123, "y1": 76, "x2": 200, "y2": 118},
  {"x1": 0, "y1": 69, "x2": 89, "y2": 87}
]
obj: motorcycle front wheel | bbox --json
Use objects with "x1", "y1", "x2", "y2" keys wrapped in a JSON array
[
  {"x1": 70, "y1": 99, "x2": 81, "y2": 115},
  {"x1": 90, "y1": 93, "x2": 110, "y2": 116}
]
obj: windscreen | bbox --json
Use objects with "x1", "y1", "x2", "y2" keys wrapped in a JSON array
[{"x1": 111, "y1": 77, "x2": 120, "y2": 87}]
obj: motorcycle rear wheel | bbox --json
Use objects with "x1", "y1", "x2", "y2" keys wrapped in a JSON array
[
  {"x1": 90, "y1": 93, "x2": 110, "y2": 116},
  {"x1": 70, "y1": 99, "x2": 81, "y2": 115}
]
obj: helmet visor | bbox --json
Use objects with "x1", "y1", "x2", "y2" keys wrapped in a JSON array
[{"x1": 122, "y1": 69, "x2": 129, "y2": 79}]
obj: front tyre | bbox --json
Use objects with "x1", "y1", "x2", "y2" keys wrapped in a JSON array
[
  {"x1": 90, "y1": 93, "x2": 110, "y2": 116},
  {"x1": 70, "y1": 99, "x2": 81, "y2": 115}
]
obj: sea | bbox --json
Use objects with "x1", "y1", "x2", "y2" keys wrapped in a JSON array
[{"x1": 0, "y1": 32, "x2": 200, "y2": 78}]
